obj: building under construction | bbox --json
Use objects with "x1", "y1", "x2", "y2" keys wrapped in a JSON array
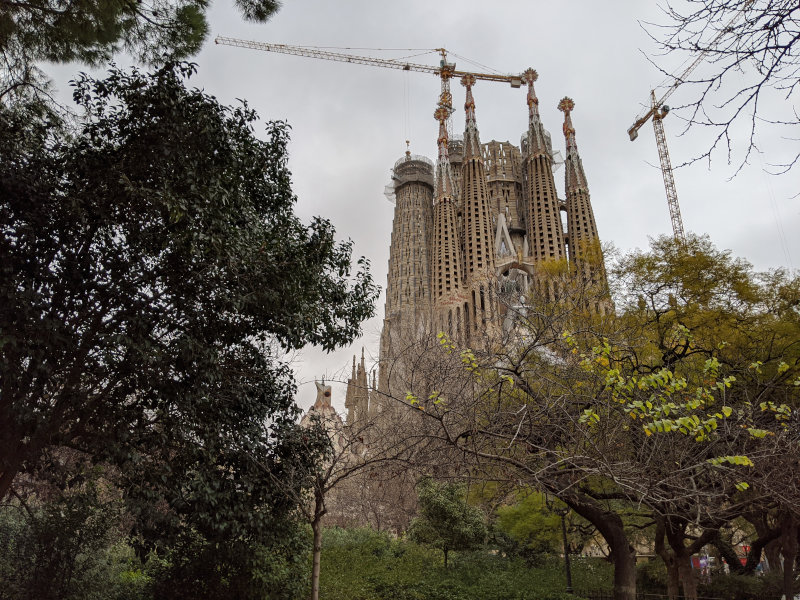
[{"x1": 345, "y1": 71, "x2": 608, "y2": 424}]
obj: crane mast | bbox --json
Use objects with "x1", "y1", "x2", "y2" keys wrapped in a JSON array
[
  {"x1": 627, "y1": 2, "x2": 751, "y2": 242},
  {"x1": 650, "y1": 91, "x2": 685, "y2": 242}
]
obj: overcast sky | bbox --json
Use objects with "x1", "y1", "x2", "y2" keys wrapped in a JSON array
[{"x1": 49, "y1": 0, "x2": 800, "y2": 414}]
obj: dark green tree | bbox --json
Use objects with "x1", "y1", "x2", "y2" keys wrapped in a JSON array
[
  {"x1": 0, "y1": 0, "x2": 281, "y2": 100},
  {"x1": 408, "y1": 477, "x2": 486, "y2": 567},
  {"x1": 0, "y1": 62, "x2": 377, "y2": 595}
]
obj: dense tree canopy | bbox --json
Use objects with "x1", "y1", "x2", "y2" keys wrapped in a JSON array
[
  {"x1": 0, "y1": 60, "x2": 377, "y2": 548},
  {"x1": 382, "y1": 235, "x2": 800, "y2": 600},
  {"x1": 0, "y1": 0, "x2": 281, "y2": 99},
  {"x1": 408, "y1": 477, "x2": 487, "y2": 568}
]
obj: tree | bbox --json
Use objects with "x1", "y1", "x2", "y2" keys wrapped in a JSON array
[
  {"x1": 0, "y1": 0, "x2": 281, "y2": 100},
  {"x1": 381, "y1": 236, "x2": 800, "y2": 600},
  {"x1": 0, "y1": 60, "x2": 377, "y2": 582},
  {"x1": 650, "y1": 0, "x2": 800, "y2": 172},
  {"x1": 408, "y1": 477, "x2": 487, "y2": 567},
  {"x1": 269, "y1": 382, "x2": 434, "y2": 600},
  {"x1": 495, "y1": 491, "x2": 594, "y2": 558}
]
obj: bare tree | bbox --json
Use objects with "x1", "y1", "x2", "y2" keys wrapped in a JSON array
[
  {"x1": 649, "y1": 0, "x2": 800, "y2": 173},
  {"x1": 258, "y1": 393, "x2": 436, "y2": 600}
]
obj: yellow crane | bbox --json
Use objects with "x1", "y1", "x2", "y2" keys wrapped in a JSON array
[{"x1": 627, "y1": 2, "x2": 752, "y2": 242}]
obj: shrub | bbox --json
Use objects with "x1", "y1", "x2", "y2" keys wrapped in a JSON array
[
  {"x1": 698, "y1": 572, "x2": 783, "y2": 600},
  {"x1": 636, "y1": 558, "x2": 667, "y2": 594}
]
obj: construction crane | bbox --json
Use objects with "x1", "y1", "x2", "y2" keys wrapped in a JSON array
[
  {"x1": 214, "y1": 37, "x2": 526, "y2": 137},
  {"x1": 627, "y1": 3, "x2": 751, "y2": 242}
]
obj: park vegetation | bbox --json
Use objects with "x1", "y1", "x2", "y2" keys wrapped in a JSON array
[{"x1": 2, "y1": 2, "x2": 799, "y2": 599}]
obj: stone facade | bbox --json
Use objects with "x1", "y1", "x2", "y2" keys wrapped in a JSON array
[{"x1": 346, "y1": 77, "x2": 608, "y2": 423}]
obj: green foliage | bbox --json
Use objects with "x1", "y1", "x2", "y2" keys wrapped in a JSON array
[
  {"x1": 407, "y1": 478, "x2": 487, "y2": 566},
  {"x1": 1, "y1": 62, "x2": 376, "y2": 598},
  {"x1": 0, "y1": 0, "x2": 282, "y2": 100},
  {"x1": 319, "y1": 529, "x2": 611, "y2": 600},
  {"x1": 636, "y1": 559, "x2": 668, "y2": 594},
  {"x1": 0, "y1": 489, "x2": 154, "y2": 600},
  {"x1": 564, "y1": 235, "x2": 800, "y2": 492},
  {"x1": 1, "y1": 60, "x2": 375, "y2": 509},
  {"x1": 494, "y1": 491, "x2": 561, "y2": 555},
  {"x1": 150, "y1": 523, "x2": 309, "y2": 600},
  {"x1": 698, "y1": 572, "x2": 784, "y2": 600},
  {"x1": 0, "y1": 491, "x2": 308, "y2": 600}
]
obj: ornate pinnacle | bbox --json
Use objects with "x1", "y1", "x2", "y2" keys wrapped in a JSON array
[
  {"x1": 434, "y1": 105, "x2": 450, "y2": 158},
  {"x1": 461, "y1": 74, "x2": 476, "y2": 117},
  {"x1": 557, "y1": 96, "x2": 575, "y2": 113},
  {"x1": 522, "y1": 68, "x2": 547, "y2": 156},
  {"x1": 558, "y1": 96, "x2": 577, "y2": 150},
  {"x1": 558, "y1": 97, "x2": 587, "y2": 191},
  {"x1": 523, "y1": 68, "x2": 540, "y2": 115},
  {"x1": 434, "y1": 105, "x2": 455, "y2": 198},
  {"x1": 461, "y1": 74, "x2": 481, "y2": 158}
]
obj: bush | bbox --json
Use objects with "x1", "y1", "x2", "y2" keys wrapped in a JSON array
[
  {"x1": 636, "y1": 558, "x2": 667, "y2": 594},
  {"x1": 0, "y1": 489, "x2": 149, "y2": 600},
  {"x1": 698, "y1": 572, "x2": 783, "y2": 600},
  {"x1": 318, "y1": 528, "x2": 611, "y2": 600}
]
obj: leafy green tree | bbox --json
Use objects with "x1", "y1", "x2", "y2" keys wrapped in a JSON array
[
  {"x1": 0, "y1": 61, "x2": 377, "y2": 596},
  {"x1": 408, "y1": 477, "x2": 486, "y2": 567},
  {"x1": 388, "y1": 235, "x2": 799, "y2": 600},
  {"x1": 496, "y1": 492, "x2": 560, "y2": 555},
  {"x1": 0, "y1": 0, "x2": 280, "y2": 99}
]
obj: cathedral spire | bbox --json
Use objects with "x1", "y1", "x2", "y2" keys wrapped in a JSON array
[
  {"x1": 460, "y1": 75, "x2": 497, "y2": 340},
  {"x1": 432, "y1": 100, "x2": 466, "y2": 340},
  {"x1": 461, "y1": 74, "x2": 481, "y2": 159},
  {"x1": 523, "y1": 68, "x2": 548, "y2": 156},
  {"x1": 521, "y1": 70, "x2": 566, "y2": 265},
  {"x1": 558, "y1": 96, "x2": 603, "y2": 293},
  {"x1": 558, "y1": 97, "x2": 588, "y2": 192},
  {"x1": 434, "y1": 105, "x2": 456, "y2": 200}
]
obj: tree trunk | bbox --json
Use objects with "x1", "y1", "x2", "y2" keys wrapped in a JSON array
[
  {"x1": 713, "y1": 535, "x2": 746, "y2": 575},
  {"x1": 0, "y1": 455, "x2": 21, "y2": 501},
  {"x1": 610, "y1": 540, "x2": 637, "y2": 600},
  {"x1": 661, "y1": 516, "x2": 716, "y2": 600},
  {"x1": 310, "y1": 516, "x2": 323, "y2": 600},
  {"x1": 666, "y1": 559, "x2": 680, "y2": 600},
  {"x1": 310, "y1": 482, "x2": 326, "y2": 600},
  {"x1": 742, "y1": 511, "x2": 782, "y2": 574},
  {"x1": 655, "y1": 517, "x2": 680, "y2": 600},
  {"x1": 765, "y1": 538, "x2": 781, "y2": 574},
  {"x1": 781, "y1": 517, "x2": 797, "y2": 600},
  {"x1": 563, "y1": 493, "x2": 636, "y2": 600},
  {"x1": 677, "y1": 553, "x2": 698, "y2": 600}
]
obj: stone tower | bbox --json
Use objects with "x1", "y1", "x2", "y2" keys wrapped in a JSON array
[
  {"x1": 431, "y1": 103, "x2": 469, "y2": 342},
  {"x1": 558, "y1": 98, "x2": 600, "y2": 264},
  {"x1": 460, "y1": 75, "x2": 497, "y2": 343},
  {"x1": 378, "y1": 151, "x2": 435, "y2": 403},
  {"x1": 344, "y1": 349, "x2": 370, "y2": 425},
  {"x1": 521, "y1": 69, "x2": 566, "y2": 267},
  {"x1": 347, "y1": 72, "x2": 608, "y2": 413}
]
